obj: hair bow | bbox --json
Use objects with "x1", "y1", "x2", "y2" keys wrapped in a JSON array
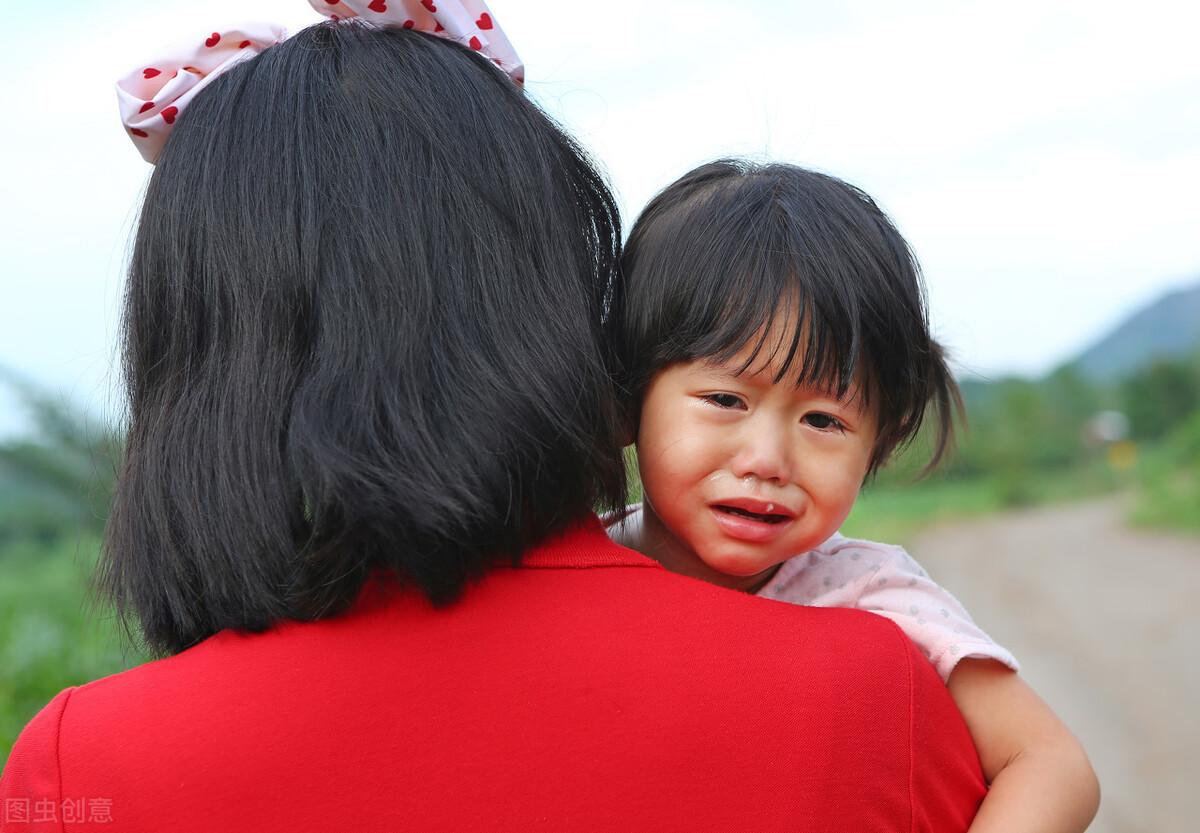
[
  {"x1": 310, "y1": 0, "x2": 524, "y2": 84},
  {"x1": 117, "y1": 3, "x2": 524, "y2": 164},
  {"x1": 116, "y1": 23, "x2": 288, "y2": 164}
]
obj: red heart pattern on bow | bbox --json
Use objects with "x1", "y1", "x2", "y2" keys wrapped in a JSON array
[
  {"x1": 304, "y1": 1, "x2": 523, "y2": 84},
  {"x1": 118, "y1": 22, "x2": 288, "y2": 163}
]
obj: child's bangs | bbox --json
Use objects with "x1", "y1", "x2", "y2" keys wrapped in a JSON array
[{"x1": 683, "y1": 211, "x2": 868, "y2": 405}]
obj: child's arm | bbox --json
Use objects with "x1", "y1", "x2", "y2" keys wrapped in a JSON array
[{"x1": 948, "y1": 659, "x2": 1100, "y2": 833}]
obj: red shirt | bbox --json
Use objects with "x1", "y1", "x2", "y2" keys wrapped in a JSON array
[{"x1": 1, "y1": 517, "x2": 984, "y2": 831}]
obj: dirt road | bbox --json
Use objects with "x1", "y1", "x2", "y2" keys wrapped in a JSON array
[{"x1": 909, "y1": 497, "x2": 1199, "y2": 833}]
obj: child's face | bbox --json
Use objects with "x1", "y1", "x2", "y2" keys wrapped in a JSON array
[{"x1": 635, "y1": 336, "x2": 879, "y2": 592}]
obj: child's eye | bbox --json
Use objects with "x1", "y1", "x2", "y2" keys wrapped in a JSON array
[
  {"x1": 804, "y1": 412, "x2": 846, "y2": 432},
  {"x1": 702, "y1": 393, "x2": 746, "y2": 409}
]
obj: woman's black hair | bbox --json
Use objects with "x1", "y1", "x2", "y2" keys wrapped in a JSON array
[
  {"x1": 100, "y1": 20, "x2": 627, "y2": 656},
  {"x1": 614, "y1": 159, "x2": 962, "y2": 475}
]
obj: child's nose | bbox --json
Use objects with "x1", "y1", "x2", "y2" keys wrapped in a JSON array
[{"x1": 728, "y1": 425, "x2": 794, "y2": 485}]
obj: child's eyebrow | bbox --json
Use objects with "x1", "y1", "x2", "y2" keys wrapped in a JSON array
[
  {"x1": 696, "y1": 360, "x2": 745, "y2": 379},
  {"x1": 695, "y1": 360, "x2": 771, "y2": 386},
  {"x1": 697, "y1": 358, "x2": 868, "y2": 408}
]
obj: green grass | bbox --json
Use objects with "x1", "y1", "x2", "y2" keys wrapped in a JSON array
[
  {"x1": 0, "y1": 537, "x2": 147, "y2": 768},
  {"x1": 843, "y1": 459, "x2": 1126, "y2": 545},
  {"x1": 841, "y1": 477, "x2": 1003, "y2": 544},
  {"x1": 1131, "y1": 469, "x2": 1200, "y2": 532},
  {"x1": 1128, "y1": 415, "x2": 1200, "y2": 533}
]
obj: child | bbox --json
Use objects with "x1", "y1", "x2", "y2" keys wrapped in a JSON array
[{"x1": 610, "y1": 160, "x2": 1100, "y2": 833}]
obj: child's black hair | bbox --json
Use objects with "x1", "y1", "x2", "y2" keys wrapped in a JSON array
[
  {"x1": 615, "y1": 158, "x2": 962, "y2": 476},
  {"x1": 100, "y1": 20, "x2": 627, "y2": 656}
]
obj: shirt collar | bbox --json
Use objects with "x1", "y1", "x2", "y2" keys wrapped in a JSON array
[
  {"x1": 517, "y1": 513, "x2": 661, "y2": 570},
  {"x1": 361, "y1": 513, "x2": 659, "y2": 602}
]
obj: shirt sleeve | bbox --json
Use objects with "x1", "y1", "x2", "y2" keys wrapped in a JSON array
[
  {"x1": 762, "y1": 536, "x2": 1019, "y2": 683},
  {"x1": 0, "y1": 687, "x2": 72, "y2": 833}
]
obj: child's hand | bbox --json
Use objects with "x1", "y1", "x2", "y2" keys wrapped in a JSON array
[{"x1": 949, "y1": 659, "x2": 1100, "y2": 833}]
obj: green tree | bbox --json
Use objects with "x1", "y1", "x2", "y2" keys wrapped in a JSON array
[
  {"x1": 0, "y1": 371, "x2": 122, "y2": 545},
  {"x1": 1121, "y1": 358, "x2": 1200, "y2": 440}
]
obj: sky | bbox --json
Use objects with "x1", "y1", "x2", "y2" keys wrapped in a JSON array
[{"x1": 1, "y1": 0, "x2": 1198, "y2": 434}]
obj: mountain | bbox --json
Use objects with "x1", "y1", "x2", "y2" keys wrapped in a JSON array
[{"x1": 1067, "y1": 280, "x2": 1200, "y2": 382}]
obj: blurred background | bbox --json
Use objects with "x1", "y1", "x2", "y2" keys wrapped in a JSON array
[{"x1": 1, "y1": 1, "x2": 1197, "y2": 830}]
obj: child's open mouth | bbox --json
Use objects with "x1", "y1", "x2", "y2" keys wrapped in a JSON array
[
  {"x1": 713, "y1": 505, "x2": 791, "y2": 525},
  {"x1": 709, "y1": 502, "x2": 795, "y2": 543}
]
